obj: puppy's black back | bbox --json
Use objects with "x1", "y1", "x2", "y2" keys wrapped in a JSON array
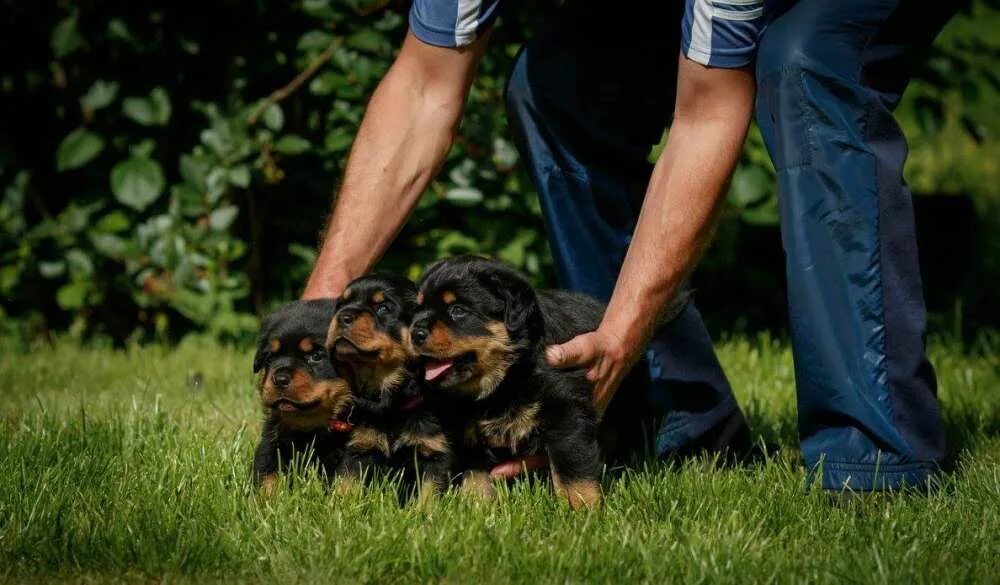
[{"x1": 537, "y1": 290, "x2": 604, "y2": 346}]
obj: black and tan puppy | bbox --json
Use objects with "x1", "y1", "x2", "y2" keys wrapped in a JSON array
[
  {"x1": 252, "y1": 299, "x2": 352, "y2": 494},
  {"x1": 325, "y1": 273, "x2": 451, "y2": 502},
  {"x1": 411, "y1": 255, "x2": 607, "y2": 509}
]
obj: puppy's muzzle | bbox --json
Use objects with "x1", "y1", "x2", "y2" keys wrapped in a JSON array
[
  {"x1": 271, "y1": 368, "x2": 292, "y2": 390},
  {"x1": 410, "y1": 325, "x2": 429, "y2": 347}
]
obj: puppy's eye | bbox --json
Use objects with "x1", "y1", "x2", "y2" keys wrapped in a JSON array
[
  {"x1": 307, "y1": 350, "x2": 325, "y2": 363},
  {"x1": 375, "y1": 302, "x2": 392, "y2": 316},
  {"x1": 448, "y1": 305, "x2": 467, "y2": 320}
]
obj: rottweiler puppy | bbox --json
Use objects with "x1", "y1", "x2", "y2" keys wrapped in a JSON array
[
  {"x1": 325, "y1": 273, "x2": 452, "y2": 503},
  {"x1": 252, "y1": 299, "x2": 352, "y2": 494},
  {"x1": 411, "y1": 255, "x2": 609, "y2": 509}
]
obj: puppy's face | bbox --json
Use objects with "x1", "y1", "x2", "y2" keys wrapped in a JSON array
[
  {"x1": 411, "y1": 256, "x2": 541, "y2": 399},
  {"x1": 325, "y1": 274, "x2": 417, "y2": 394},
  {"x1": 253, "y1": 300, "x2": 350, "y2": 430}
]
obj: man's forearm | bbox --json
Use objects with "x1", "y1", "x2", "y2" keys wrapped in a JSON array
[
  {"x1": 302, "y1": 32, "x2": 488, "y2": 299},
  {"x1": 601, "y1": 57, "x2": 755, "y2": 348}
]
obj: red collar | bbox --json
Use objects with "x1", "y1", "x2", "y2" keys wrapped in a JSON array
[
  {"x1": 328, "y1": 396, "x2": 424, "y2": 432},
  {"x1": 328, "y1": 418, "x2": 354, "y2": 433}
]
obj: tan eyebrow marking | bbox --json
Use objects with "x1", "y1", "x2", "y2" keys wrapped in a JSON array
[
  {"x1": 342, "y1": 287, "x2": 353, "y2": 300},
  {"x1": 442, "y1": 291, "x2": 457, "y2": 304},
  {"x1": 298, "y1": 338, "x2": 314, "y2": 353},
  {"x1": 269, "y1": 338, "x2": 281, "y2": 352},
  {"x1": 372, "y1": 290, "x2": 385, "y2": 303},
  {"x1": 416, "y1": 291, "x2": 424, "y2": 305}
]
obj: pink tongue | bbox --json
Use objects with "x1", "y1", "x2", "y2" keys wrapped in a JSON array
[{"x1": 424, "y1": 359, "x2": 453, "y2": 382}]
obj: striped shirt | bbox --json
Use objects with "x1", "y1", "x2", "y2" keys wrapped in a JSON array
[{"x1": 409, "y1": 0, "x2": 767, "y2": 69}]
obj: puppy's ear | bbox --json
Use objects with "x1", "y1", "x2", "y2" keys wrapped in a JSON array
[
  {"x1": 252, "y1": 337, "x2": 269, "y2": 373},
  {"x1": 500, "y1": 280, "x2": 541, "y2": 337}
]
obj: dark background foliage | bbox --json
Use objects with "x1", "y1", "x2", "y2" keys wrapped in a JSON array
[{"x1": 1, "y1": 0, "x2": 997, "y2": 346}]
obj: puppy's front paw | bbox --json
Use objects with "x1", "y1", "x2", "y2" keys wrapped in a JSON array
[
  {"x1": 552, "y1": 474, "x2": 602, "y2": 510},
  {"x1": 458, "y1": 470, "x2": 496, "y2": 503},
  {"x1": 258, "y1": 473, "x2": 279, "y2": 498}
]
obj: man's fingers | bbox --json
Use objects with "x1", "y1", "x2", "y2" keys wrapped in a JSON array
[
  {"x1": 545, "y1": 334, "x2": 596, "y2": 369},
  {"x1": 489, "y1": 454, "x2": 549, "y2": 479}
]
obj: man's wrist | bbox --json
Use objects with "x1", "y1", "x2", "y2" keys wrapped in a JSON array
[
  {"x1": 598, "y1": 307, "x2": 653, "y2": 358},
  {"x1": 301, "y1": 264, "x2": 351, "y2": 300}
]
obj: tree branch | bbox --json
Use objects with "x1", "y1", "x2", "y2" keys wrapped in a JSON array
[{"x1": 248, "y1": 35, "x2": 343, "y2": 127}]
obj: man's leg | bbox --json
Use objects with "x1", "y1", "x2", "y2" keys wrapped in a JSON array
[
  {"x1": 756, "y1": 0, "x2": 953, "y2": 491},
  {"x1": 505, "y1": 0, "x2": 749, "y2": 457}
]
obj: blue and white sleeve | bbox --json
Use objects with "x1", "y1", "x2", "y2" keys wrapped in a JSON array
[
  {"x1": 682, "y1": 0, "x2": 767, "y2": 68},
  {"x1": 409, "y1": 0, "x2": 503, "y2": 48}
]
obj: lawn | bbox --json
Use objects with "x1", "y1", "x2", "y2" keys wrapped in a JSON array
[{"x1": 1, "y1": 334, "x2": 997, "y2": 584}]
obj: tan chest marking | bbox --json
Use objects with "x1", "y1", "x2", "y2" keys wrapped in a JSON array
[
  {"x1": 476, "y1": 402, "x2": 541, "y2": 454},
  {"x1": 394, "y1": 431, "x2": 450, "y2": 458},
  {"x1": 348, "y1": 426, "x2": 391, "y2": 457}
]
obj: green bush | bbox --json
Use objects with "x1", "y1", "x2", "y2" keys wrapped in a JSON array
[{"x1": 1, "y1": 0, "x2": 997, "y2": 345}]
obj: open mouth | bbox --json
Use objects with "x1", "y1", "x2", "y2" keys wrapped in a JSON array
[
  {"x1": 269, "y1": 397, "x2": 322, "y2": 412},
  {"x1": 333, "y1": 337, "x2": 379, "y2": 361},
  {"x1": 422, "y1": 352, "x2": 477, "y2": 383}
]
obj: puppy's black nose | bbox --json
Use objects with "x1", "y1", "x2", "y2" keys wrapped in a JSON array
[
  {"x1": 411, "y1": 326, "x2": 428, "y2": 347},
  {"x1": 272, "y1": 369, "x2": 292, "y2": 390},
  {"x1": 338, "y1": 310, "x2": 356, "y2": 328}
]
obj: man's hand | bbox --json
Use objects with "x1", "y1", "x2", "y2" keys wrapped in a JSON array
[{"x1": 545, "y1": 327, "x2": 643, "y2": 414}]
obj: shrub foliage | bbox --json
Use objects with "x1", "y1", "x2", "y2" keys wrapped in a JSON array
[{"x1": 1, "y1": 0, "x2": 997, "y2": 343}]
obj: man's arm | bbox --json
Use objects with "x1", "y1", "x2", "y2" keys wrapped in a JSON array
[
  {"x1": 545, "y1": 55, "x2": 756, "y2": 412},
  {"x1": 302, "y1": 31, "x2": 491, "y2": 300}
]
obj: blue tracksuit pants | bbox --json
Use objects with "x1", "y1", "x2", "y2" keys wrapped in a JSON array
[{"x1": 504, "y1": 0, "x2": 950, "y2": 490}]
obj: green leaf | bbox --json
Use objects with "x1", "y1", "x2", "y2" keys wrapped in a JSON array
[
  {"x1": 111, "y1": 157, "x2": 165, "y2": 212},
  {"x1": 123, "y1": 88, "x2": 170, "y2": 126},
  {"x1": 56, "y1": 281, "x2": 89, "y2": 310},
  {"x1": 106, "y1": 18, "x2": 133, "y2": 43},
  {"x1": 90, "y1": 233, "x2": 128, "y2": 259},
  {"x1": 150, "y1": 87, "x2": 172, "y2": 124},
  {"x1": 347, "y1": 30, "x2": 391, "y2": 55},
  {"x1": 94, "y1": 211, "x2": 131, "y2": 233},
  {"x1": 309, "y1": 71, "x2": 343, "y2": 96},
  {"x1": 66, "y1": 249, "x2": 94, "y2": 278},
  {"x1": 262, "y1": 104, "x2": 284, "y2": 132},
  {"x1": 81, "y1": 80, "x2": 119, "y2": 111},
  {"x1": 298, "y1": 30, "x2": 335, "y2": 52},
  {"x1": 62, "y1": 201, "x2": 104, "y2": 233},
  {"x1": 227, "y1": 165, "x2": 251, "y2": 188},
  {"x1": 39, "y1": 261, "x2": 66, "y2": 279},
  {"x1": 492, "y1": 137, "x2": 519, "y2": 170},
  {"x1": 57, "y1": 129, "x2": 105, "y2": 171},
  {"x1": 209, "y1": 205, "x2": 239, "y2": 231},
  {"x1": 123, "y1": 97, "x2": 156, "y2": 126},
  {"x1": 52, "y1": 15, "x2": 83, "y2": 59},
  {"x1": 444, "y1": 187, "x2": 483, "y2": 206},
  {"x1": 274, "y1": 135, "x2": 312, "y2": 155},
  {"x1": 728, "y1": 166, "x2": 771, "y2": 208},
  {"x1": 302, "y1": 0, "x2": 336, "y2": 20},
  {"x1": 324, "y1": 130, "x2": 353, "y2": 153},
  {"x1": 179, "y1": 154, "x2": 210, "y2": 191}
]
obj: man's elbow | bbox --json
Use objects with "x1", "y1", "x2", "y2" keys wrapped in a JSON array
[{"x1": 674, "y1": 58, "x2": 755, "y2": 125}]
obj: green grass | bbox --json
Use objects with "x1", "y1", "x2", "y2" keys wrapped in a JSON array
[{"x1": 1, "y1": 334, "x2": 998, "y2": 583}]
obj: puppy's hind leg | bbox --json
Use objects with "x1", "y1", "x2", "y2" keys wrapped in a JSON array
[
  {"x1": 333, "y1": 450, "x2": 379, "y2": 495},
  {"x1": 414, "y1": 454, "x2": 452, "y2": 508},
  {"x1": 544, "y1": 409, "x2": 603, "y2": 509}
]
